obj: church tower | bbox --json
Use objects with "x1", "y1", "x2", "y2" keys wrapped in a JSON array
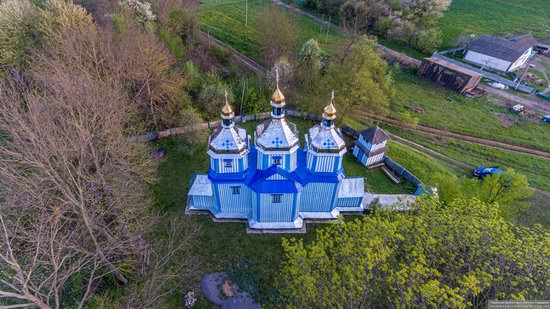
[
  {"x1": 305, "y1": 91, "x2": 346, "y2": 173},
  {"x1": 254, "y1": 72, "x2": 300, "y2": 172},
  {"x1": 207, "y1": 92, "x2": 250, "y2": 175}
]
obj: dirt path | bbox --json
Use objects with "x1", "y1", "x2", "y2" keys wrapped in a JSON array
[
  {"x1": 354, "y1": 110, "x2": 550, "y2": 159},
  {"x1": 479, "y1": 84, "x2": 550, "y2": 114},
  {"x1": 388, "y1": 133, "x2": 473, "y2": 172}
]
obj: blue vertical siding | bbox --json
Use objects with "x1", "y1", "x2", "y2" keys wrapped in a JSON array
[
  {"x1": 300, "y1": 182, "x2": 337, "y2": 212},
  {"x1": 190, "y1": 195, "x2": 215, "y2": 210},
  {"x1": 337, "y1": 197, "x2": 363, "y2": 207},
  {"x1": 258, "y1": 193, "x2": 296, "y2": 222},
  {"x1": 216, "y1": 183, "x2": 251, "y2": 215},
  {"x1": 211, "y1": 157, "x2": 248, "y2": 173}
]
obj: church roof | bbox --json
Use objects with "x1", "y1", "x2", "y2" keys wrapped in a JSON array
[
  {"x1": 209, "y1": 125, "x2": 248, "y2": 154},
  {"x1": 359, "y1": 126, "x2": 389, "y2": 144},
  {"x1": 307, "y1": 125, "x2": 346, "y2": 153},
  {"x1": 255, "y1": 118, "x2": 299, "y2": 151}
]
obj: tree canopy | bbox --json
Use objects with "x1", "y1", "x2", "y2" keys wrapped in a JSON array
[
  {"x1": 280, "y1": 197, "x2": 549, "y2": 308},
  {"x1": 320, "y1": 36, "x2": 393, "y2": 121}
]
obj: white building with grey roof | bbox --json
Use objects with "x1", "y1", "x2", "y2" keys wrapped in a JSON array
[{"x1": 464, "y1": 34, "x2": 535, "y2": 72}]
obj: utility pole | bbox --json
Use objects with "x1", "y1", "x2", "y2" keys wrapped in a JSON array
[
  {"x1": 320, "y1": 14, "x2": 324, "y2": 33},
  {"x1": 207, "y1": 29, "x2": 211, "y2": 49},
  {"x1": 245, "y1": 0, "x2": 248, "y2": 27},
  {"x1": 325, "y1": 16, "x2": 331, "y2": 44},
  {"x1": 240, "y1": 79, "x2": 247, "y2": 117}
]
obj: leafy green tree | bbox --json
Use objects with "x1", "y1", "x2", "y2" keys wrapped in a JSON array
[
  {"x1": 0, "y1": 0, "x2": 93, "y2": 71},
  {"x1": 296, "y1": 39, "x2": 322, "y2": 93},
  {"x1": 398, "y1": 110, "x2": 419, "y2": 129},
  {"x1": 167, "y1": 7, "x2": 199, "y2": 46},
  {"x1": 198, "y1": 72, "x2": 233, "y2": 117},
  {"x1": 280, "y1": 197, "x2": 549, "y2": 308},
  {"x1": 320, "y1": 36, "x2": 393, "y2": 121},
  {"x1": 434, "y1": 169, "x2": 533, "y2": 220},
  {"x1": 256, "y1": 7, "x2": 299, "y2": 64},
  {"x1": 416, "y1": 27, "x2": 443, "y2": 53}
]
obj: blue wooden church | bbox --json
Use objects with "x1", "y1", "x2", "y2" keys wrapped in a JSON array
[{"x1": 187, "y1": 85, "x2": 364, "y2": 230}]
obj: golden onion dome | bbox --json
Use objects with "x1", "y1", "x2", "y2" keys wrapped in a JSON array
[
  {"x1": 271, "y1": 85, "x2": 285, "y2": 104},
  {"x1": 324, "y1": 102, "x2": 336, "y2": 115},
  {"x1": 221, "y1": 91, "x2": 233, "y2": 116},
  {"x1": 323, "y1": 91, "x2": 337, "y2": 120}
]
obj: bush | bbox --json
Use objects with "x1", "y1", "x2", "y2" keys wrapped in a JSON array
[
  {"x1": 198, "y1": 72, "x2": 233, "y2": 117},
  {"x1": 416, "y1": 28, "x2": 443, "y2": 53}
]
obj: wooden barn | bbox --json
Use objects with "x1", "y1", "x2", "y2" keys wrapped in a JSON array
[{"x1": 417, "y1": 57, "x2": 482, "y2": 95}]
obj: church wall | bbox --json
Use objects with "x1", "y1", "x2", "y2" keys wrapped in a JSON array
[
  {"x1": 211, "y1": 157, "x2": 248, "y2": 174},
  {"x1": 307, "y1": 153, "x2": 342, "y2": 173},
  {"x1": 189, "y1": 195, "x2": 216, "y2": 210},
  {"x1": 337, "y1": 196, "x2": 363, "y2": 208},
  {"x1": 352, "y1": 145, "x2": 360, "y2": 157},
  {"x1": 357, "y1": 136, "x2": 372, "y2": 151},
  {"x1": 215, "y1": 183, "x2": 251, "y2": 215},
  {"x1": 300, "y1": 182, "x2": 338, "y2": 212},
  {"x1": 366, "y1": 153, "x2": 385, "y2": 166},
  {"x1": 256, "y1": 193, "x2": 299, "y2": 222},
  {"x1": 257, "y1": 150, "x2": 297, "y2": 171}
]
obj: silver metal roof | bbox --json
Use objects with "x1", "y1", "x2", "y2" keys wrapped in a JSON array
[
  {"x1": 188, "y1": 175, "x2": 213, "y2": 196},
  {"x1": 255, "y1": 118, "x2": 299, "y2": 151},
  {"x1": 337, "y1": 178, "x2": 364, "y2": 198},
  {"x1": 209, "y1": 125, "x2": 248, "y2": 154},
  {"x1": 307, "y1": 125, "x2": 346, "y2": 153}
]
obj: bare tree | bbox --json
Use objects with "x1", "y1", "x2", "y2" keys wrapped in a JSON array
[
  {"x1": 111, "y1": 215, "x2": 202, "y2": 308},
  {"x1": 0, "y1": 35, "x2": 154, "y2": 306}
]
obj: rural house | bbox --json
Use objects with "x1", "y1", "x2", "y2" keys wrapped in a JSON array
[{"x1": 464, "y1": 34, "x2": 535, "y2": 72}]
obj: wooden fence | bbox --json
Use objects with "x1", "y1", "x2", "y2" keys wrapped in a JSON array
[{"x1": 128, "y1": 109, "x2": 325, "y2": 143}]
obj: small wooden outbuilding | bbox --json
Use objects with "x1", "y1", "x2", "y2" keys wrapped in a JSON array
[{"x1": 417, "y1": 57, "x2": 482, "y2": 95}]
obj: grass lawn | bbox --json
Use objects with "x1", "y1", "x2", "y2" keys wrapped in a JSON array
[
  {"x1": 438, "y1": 0, "x2": 550, "y2": 48},
  {"x1": 197, "y1": 0, "x2": 349, "y2": 65},
  {"x1": 382, "y1": 125, "x2": 550, "y2": 192},
  {"x1": 375, "y1": 126, "x2": 550, "y2": 227},
  {"x1": 389, "y1": 69, "x2": 550, "y2": 152}
]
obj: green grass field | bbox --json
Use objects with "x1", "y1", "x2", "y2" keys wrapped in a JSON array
[
  {"x1": 389, "y1": 70, "x2": 550, "y2": 152},
  {"x1": 198, "y1": 0, "x2": 349, "y2": 65},
  {"x1": 438, "y1": 0, "x2": 550, "y2": 48},
  {"x1": 375, "y1": 125, "x2": 550, "y2": 227},
  {"x1": 382, "y1": 125, "x2": 550, "y2": 191}
]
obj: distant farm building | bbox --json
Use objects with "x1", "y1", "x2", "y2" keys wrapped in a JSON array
[
  {"x1": 417, "y1": 57, "x2": 482, "y2": 95},
  {"x1": 464, "y1": 35, "x2": 535, "y2": 72},
  {"x1": 352, "y1": 126, "x2": 389, "y2": 168}
]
